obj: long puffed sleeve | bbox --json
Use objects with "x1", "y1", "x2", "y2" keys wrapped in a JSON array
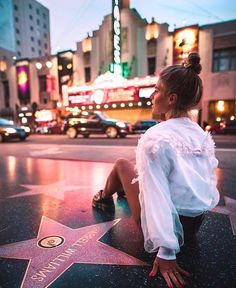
[{"x1": 136, "y1": 135, "x2": 184, "y2": 260}]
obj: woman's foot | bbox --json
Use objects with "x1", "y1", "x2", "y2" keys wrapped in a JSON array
[{"x1": 92, "y1": 190, "x2": 115, "y2": 211}]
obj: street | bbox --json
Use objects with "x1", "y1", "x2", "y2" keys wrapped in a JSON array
[
  {"x1": 1, "y1": 133, "x2": 235, "y2": 148},
  {"x1": 0, "y1": 134, "x2": 236, "y2": 288}
]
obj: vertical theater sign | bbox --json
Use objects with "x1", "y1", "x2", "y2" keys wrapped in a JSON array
[
  {"x1": 173, "y1": 25, "x2": 199, "y2": 64},
  {"x1": 16, "y1": 60, "x2": 31, "y2": 105},
  {"x1": 57, "y1": 50, "x2": 74, "y2": 95},
  {"x1": 111, "y1": 0, "x2": 122, "y2": 75}
]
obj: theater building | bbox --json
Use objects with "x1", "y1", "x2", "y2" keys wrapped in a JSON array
[{"x1": 1, "y1": 0, "x2": 235, "y2": 126}]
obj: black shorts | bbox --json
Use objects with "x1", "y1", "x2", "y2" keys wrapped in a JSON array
[{"x1": 179, "y1": 213, "x2": 205, "y2": 243}]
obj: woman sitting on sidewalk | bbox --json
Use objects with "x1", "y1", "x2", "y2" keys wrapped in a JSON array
[{"x1": 92, "y1": 52, "x2": 219, "y2": 288}]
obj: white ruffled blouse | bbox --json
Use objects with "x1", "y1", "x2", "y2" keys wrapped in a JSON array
[{"x1": 135, "y1": 117, "x2": 219, "y2": 260}]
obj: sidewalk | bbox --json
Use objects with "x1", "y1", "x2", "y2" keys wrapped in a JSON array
[{"x1": 0, "y1": 155, "x2": 235, "y2": 288}]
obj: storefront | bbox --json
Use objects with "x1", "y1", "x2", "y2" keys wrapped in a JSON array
[{"x1": 62, "y1": 72, "x2": 158, "y2": 124}]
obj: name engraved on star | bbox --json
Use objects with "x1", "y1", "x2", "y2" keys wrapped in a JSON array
[{"x1": 31, "y1": 228, "x2": 99, "y2": 282}]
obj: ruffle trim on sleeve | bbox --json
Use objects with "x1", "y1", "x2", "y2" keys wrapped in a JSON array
[{"x1": 137, "y1": 131, "x2": 216, "y2": 158}]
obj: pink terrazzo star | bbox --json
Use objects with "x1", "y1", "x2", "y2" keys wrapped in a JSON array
[
  {"x1": 9, "y1": 181, "x2": 92, "y2": 200},
  {"x1": 0, "y1": 217, "x2": 147, "y2": 288}
]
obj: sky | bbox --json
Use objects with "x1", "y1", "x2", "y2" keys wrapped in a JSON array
[{"x1": 38, "y1": 0, "x2": 235, "y2": 54}]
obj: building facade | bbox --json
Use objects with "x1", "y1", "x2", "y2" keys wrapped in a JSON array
[
  {"x1": 0, "y1": 0, "x2": 51, "y2": 118},
  {"x1": 12, "y1": 0, "x2": 51, "y2": 59},
  {"x1": 199, "y1": 20, "x2": 236, "y2": 124}
]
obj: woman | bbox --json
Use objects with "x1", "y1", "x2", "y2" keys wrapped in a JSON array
[{"x1": 92, "y1": 53, "x2": 219, "y2": 288}]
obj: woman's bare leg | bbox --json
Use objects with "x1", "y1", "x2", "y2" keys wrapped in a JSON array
[{"x1": 102, "y1": 158, "x2": 141, "y2": 224}]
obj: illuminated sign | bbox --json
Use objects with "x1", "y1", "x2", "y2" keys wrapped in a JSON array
[
  {"x1": 57, "y1": 50, "x2": 73, "y2": 95},
  {"x1": 139, "y1": 87, "x2": 155, "y2": 98},
  {"x1": 46, "y1": 75, "x2": 56, "y2": 93},
  {"x1": 173, "y1": 25, "x2": 199, "y2": 64},
  {"x1": 107, "y1": 88, "x2": 136, "y2": 103},
  {"x1": 112, "y1": 0, "x2": 121, "y2": 75},
  {"x1": 16, "y1": 61, "x2": 30, "y2": 104},
  {"x1": 35, "y1": 109, "x2": 53, "y2": 122}
]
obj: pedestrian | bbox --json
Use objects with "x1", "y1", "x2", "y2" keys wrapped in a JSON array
[{"x1": 92, "y1": 52, "x2": 219, "y2": 288}]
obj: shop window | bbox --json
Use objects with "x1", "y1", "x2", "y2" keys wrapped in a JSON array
[
  {"x1": 83, "y1": 52, "x2": 90, "y2": 65},
  {"x1": 39, "y1": 75, "x2": 47, "y2": 92},
  {"x1": 147, "y1": 57, "x2": 156, "y2": 75},
  {"x1": 213, "y1": 48, "x2": 236, "y2": 72},
  {"x1": 84, "y1": 67, "x2": 91, "y2": 83},
  {"x1": 3, "y1": 81, "x2": 10, "y2": 108},
  {"x1": 147, "y1": 38, "x2": 157, "y2": 56},
  {"x1": 122, "y1": 27, "x2": 128, "y2": 53}
]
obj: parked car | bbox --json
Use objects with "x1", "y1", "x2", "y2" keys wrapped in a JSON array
[
  {"x1": 0, "y1": 118, "x2": 27, "y2": 142},
  {"x1": 63, "y1": 111, "x2": 131, "y2": 139},
  {"x1": 221, "y1": 120, "x2": 236, "y2": 134},
  {"x1": 47, "y1": 121, "x2": 64, "y2": 134},
  {"x1": 205, "y1": 123, "x2": 223, "y2": 135},
  {"x1": 132, "y1": 119, "x2": 158, "y2": 134},
  {"x1": 205, "y1": 120, "x2": 236, "y2": 135}
]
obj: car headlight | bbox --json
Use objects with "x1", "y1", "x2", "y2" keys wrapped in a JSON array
[
  {"x1": 116, "y1": 122, "x2": 126, "y2": 128},
  {"x1": 21, "y1": 126, "x2": 30, "y2": 133},
  {"x1": 5, "y1": 127, "x2": 17, "y2": 134}
]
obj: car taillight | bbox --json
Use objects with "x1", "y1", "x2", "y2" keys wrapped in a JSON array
[{"x1": 205, "y1": 125, "x2": 211, "y2": 131}]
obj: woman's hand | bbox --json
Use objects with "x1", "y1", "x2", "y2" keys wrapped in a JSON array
[{"x1": 149, "y1": 256, "x2": 191, "y2": 288}]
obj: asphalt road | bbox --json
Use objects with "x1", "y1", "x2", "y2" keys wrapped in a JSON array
[{"x1": 3, "y1": 133, "x2": 236, "y2": 148}]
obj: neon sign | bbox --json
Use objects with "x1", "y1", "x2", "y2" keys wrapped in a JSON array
[
  {"x1": 112, "y1": 0, "x2": 121, "y2": 75},
  {"x1": 16, "y1": 61, "x2": 31, "y2": 103}
]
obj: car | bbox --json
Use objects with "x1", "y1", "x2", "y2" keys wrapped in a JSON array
[
  {"x1": 0, "y1": 118, "x2": 27, "y2": 142},
  {"x1": 205, "y1": 123, "x2": 223, "y2": 135},
  {"x1": 205, "y1": 120, "x2": 236, "y2": 135},
  {"x1": 47, "y1": 121, "x2": 64, "y2": 134},
  {"x1": 132, "y1": 119, "x2": 158, "y2": 134},
  {"x1": 221, "y1": 120, "x2": 236, "y2": 134},
  {"x1": 63, "y1": 111, "x2": 131, "y2": 139},
  {"x1": 35, "y1": 121, "x2": 64, "y2": 134}
]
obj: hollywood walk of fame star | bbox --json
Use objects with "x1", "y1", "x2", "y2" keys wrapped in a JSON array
[
  {"x1": 211, "y1": 196, "x2": 236, "y2": 235},
  {"x1": 0, "y1": 217, "x2": 147, "y2": 288},
  {"x1": 9, "y1": 181, "x2": 92, "y2": 200}
]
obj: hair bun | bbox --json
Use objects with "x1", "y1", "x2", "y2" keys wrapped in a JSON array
[{"x1": 183, "y1": 52, "x2": 202, "y2": 74}]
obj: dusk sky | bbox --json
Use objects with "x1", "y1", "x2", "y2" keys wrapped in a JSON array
[{"x1": 38, "y1": 0, "x2": 235, "y2": 53}]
